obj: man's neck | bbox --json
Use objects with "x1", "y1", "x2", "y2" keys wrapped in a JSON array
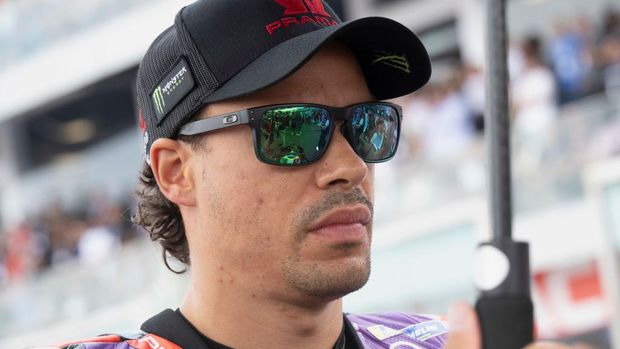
[{"x1": 180, "y1": 281, "x2": 344, "y2": 349}]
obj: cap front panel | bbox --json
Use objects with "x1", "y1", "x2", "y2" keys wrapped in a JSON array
[{"x1": 181, "y1": 0, "x2": 341, "y2": 85}]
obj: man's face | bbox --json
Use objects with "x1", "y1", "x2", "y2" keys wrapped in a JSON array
[{"x1": 183, "y1": 43, "x2": 375, "y2": 304}]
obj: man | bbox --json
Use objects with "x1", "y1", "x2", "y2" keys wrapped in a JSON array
[{"x1": 54, "y1": 0, "x2": 569, "y2": 348}]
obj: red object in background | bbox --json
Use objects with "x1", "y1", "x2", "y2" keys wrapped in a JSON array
[
  {"x1": 4, "y1": 224, "x2": 32, "y2": 282},
  {"x1": 568, "y1": 263, "x2": 603, "y2": 303},
  {"x1": 533, "y1": 261, "x2": 609, "y2": 339}
]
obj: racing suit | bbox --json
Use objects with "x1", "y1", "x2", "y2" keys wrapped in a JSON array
[{"x1": 52, "y1": 309, "x2": 448, "y2": 349}]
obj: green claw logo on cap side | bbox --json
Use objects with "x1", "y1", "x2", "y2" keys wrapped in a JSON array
[
  {"x1": 371, "y1": 52, "x2": 411, "y2": 74},
  {"x1": 152, "y1": 87, "x2": 166, "y2": 115}
]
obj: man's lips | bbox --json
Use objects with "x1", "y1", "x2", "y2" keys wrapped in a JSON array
[{"x1": 307, "y1": 206, "x2": 372, "y2": 241}]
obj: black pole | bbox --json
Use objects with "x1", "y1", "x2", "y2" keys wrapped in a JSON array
[
  {"x1": 486, "y1": 0, "x2": 512, "y2": 239},
  {"x1": 474, "y1": 0, "x2": 534, "y2": 348}
]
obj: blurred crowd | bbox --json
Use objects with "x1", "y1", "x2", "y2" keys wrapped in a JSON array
[
  {"x1": 400, "y1": 9, "x2": 620, "y2": 168},
  {"x1": 0, "y1": 0, "x2": 148, "y2": 70},
  {"x1": 0, "y1": 10, "x2": 619, "y2": 289},
  {"x1": 0, "y1": 193, "x2": 138, "y2": 289}
]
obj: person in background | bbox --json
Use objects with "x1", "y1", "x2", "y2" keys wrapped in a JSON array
[
  {"x1": 597, "y1": 9, "x2": 620, "y2": 101},
  {"x1": 548, "y1": 20, "x2": 590, "y2": 103},
  {"x1": 512, "y1": 36, "x2": 558, "y2": 172}
]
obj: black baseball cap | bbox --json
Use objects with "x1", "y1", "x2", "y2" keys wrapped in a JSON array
[{"x1": 136, "y1": 0, "x2": 431, "y2": 161}]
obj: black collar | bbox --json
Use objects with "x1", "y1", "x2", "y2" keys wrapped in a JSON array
[
  {"x1": 141, "y1": 308, "x2": 364, "y2": 349},
  {"x1": 141, "y1": 309, "x2": 209, "y2": 348}
]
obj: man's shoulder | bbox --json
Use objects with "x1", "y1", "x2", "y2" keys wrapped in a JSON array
[
  {"x1": 346, "y1": 311, "x2": 449, "y2": 349},
  {"x1": 35, "y1": 333, "x2": 182, "y2": 349}
]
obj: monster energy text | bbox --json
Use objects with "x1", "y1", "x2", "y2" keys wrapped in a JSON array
[{"x1": 152, "y1": 65, "x2": 189, "y2": 115}]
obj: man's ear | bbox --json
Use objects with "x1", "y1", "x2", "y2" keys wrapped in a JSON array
[{"x1": 149, "y1": 138, "x2": 197, "y2": 207}]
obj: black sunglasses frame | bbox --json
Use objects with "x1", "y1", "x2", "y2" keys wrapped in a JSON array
[{"x1": 178, "y1": 102, "x2": 402, "y2": 166}]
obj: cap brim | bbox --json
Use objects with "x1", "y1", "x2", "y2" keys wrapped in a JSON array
[{"x1": 203, "y1": 16, "x2": 431, "y2": 104}]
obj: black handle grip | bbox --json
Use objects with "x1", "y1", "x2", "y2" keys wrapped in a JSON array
[
  {"x1": 476, "y1": 296, "x2": 534, "y2": 349},
  {"x1": 474, "y1": 241, "x2": 534, "y2": 349}
]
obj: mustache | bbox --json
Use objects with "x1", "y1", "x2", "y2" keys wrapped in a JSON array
[{"x1": 293, "y1": 187, "x2": 374, "y2": 234}]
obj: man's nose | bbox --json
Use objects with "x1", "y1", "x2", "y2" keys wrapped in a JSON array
[{"x1": 314, "y1": 127, "x2": 369, "y2": 190}]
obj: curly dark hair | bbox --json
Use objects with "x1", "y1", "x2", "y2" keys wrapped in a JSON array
[{"x1": 132, "y1": 135, "x2": 204, "y2": 273}]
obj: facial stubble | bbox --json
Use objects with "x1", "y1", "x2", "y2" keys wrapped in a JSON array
[{"x1": 282, "y1": 188, "x2": 373, "y2": 300}]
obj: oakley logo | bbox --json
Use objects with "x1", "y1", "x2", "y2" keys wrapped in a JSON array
[
  {"x1": 223, "y1": 115, "x2": 238, "y2": 124},
  {"x1": 267, "y1": 0, "x2": 337, "y2": 35}
]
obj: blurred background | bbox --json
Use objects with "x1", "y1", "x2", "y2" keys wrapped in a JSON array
[{"x1": 0, "y1": 0, "x2": 619, "y2": 348}]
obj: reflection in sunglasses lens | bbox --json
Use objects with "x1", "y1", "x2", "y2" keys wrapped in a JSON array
[
  {"x1": 350, "y1": 105, "x2": 398, "y2": 161},
  {"x1": 257, "y1": 104, "x2": 399, "y2": 165},
  {"x1": 258, "y1": 107, "x2": 331, "y2": 165}
]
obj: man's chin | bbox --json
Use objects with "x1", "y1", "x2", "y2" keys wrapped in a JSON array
[{"x1": 281, "y1": 254, "x2": 371, "y2": 301}]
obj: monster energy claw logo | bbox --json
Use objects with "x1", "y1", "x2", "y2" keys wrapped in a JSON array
[
  {"x1": 372, "y1": 51, "x2": 411, "y2": 74},
  {"x1": 153, "y1": 87, "x2": 165, "y2": 115},
  {"x1": 150, "y1": 60, "x2": 194, "y2": 120}
]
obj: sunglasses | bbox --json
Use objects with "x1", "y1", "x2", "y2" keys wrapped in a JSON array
[{"x1": 178, "y1": 102, "x2": 402, "y2": 166}]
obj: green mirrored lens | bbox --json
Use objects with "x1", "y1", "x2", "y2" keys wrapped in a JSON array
[
  {"x1": 258, "y1": 106, "x2": 331, "y2": 165},
  {"x1": 349, "y1": 105, "x2": 399, "y2": 161}
]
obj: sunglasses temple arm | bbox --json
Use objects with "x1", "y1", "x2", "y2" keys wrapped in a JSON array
[
  {"x1": 239, "y1": 110, "x2": 250, "y2": 124},
  {"x1": 178, "y1": 111, "x2": 251, "y2": 136}
]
